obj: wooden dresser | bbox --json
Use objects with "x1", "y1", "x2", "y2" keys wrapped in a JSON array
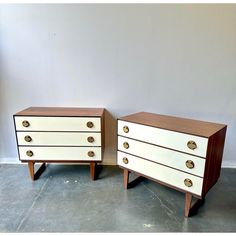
[
  {"x1": 14, "y1": 107, "x2": 104, "y2": 181},
  {"x1": 117, "y1": 112, "x2": 227, "y2": 217}
]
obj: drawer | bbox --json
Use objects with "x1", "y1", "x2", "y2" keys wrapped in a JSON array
[
  {"x1": 118, "y1": 120, "x2": 208, "y2": 157},
  {"x1": 117, "y1": 151, "x2": 203, "y2": 196},
  {"x1": 17, "y1": 132, "x2": 101, "y2": 146},
  {"x1": 118, "y1": 136, "x2": 205, "y2": 177},
  {"x1": 14, "y1": 116, "x2": 101, "y2": 131},
  {"x1": 19, "y1": 147, "x2": 102, "y2": 161}
]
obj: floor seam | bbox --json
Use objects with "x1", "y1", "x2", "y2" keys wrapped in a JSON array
[
  {"x1": 16, "y1": 178, "x2": 50, "y2": 232},
  {"x1": 141, "y1": 182, "x2": 181, "y2": 223}
]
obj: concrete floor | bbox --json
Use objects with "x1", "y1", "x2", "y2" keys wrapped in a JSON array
[{"x1": 0, "y1": 164, "x2": 236, "y2": 232}]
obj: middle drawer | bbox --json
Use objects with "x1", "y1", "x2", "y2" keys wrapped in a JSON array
[
  {"x1": 17, "y1": 132, "x2": 101, "y2": 146},
  {"x1": 118, "y1": 136, "x2": 205, "y2": 177}
]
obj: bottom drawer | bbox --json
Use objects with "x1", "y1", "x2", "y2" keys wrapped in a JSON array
[
  {"x1": 19, "y1": 147, "x2": 102, "y2": 161},
  {"x1": 117, "y1": 151, "x2": 203, "y2": 196}
]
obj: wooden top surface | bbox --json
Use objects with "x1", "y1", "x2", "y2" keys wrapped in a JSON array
[
  {"x1": 14, "y1": 107, "x2": 105, "y2": 117},
  {"x1": 119, "y1": 112, "x2": 226, "y2": 137}
]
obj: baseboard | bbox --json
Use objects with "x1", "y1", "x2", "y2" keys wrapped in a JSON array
[
  {"x1": 221, "y1": 161, "x2": 236, "y2": 168},
  {"x1": 0, "y1": 157, "x2": 21, "y2": 164}
]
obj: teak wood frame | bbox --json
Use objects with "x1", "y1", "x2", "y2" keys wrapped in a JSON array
[
  {"x1": 118, "y1": 112, "x2": 227, "y2": 218},
  {"x1": 13, "y1": 107, "x2": 105, "y2": 181}
]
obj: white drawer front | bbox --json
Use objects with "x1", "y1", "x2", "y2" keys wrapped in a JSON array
[
  {"x1": 17, "y1": 132, "x2": 101, "y2": 146},
  {"x1": 15, "y1": 116, "x2": 101, "y2": 131},
  {"x1": 118, "y1": 120, "x2": 208, "y2": 157},
  {"x1": 117, "y1": 151, "x2": 203, "y2": 196},
  {"x1": 118, "y1": 136, "x2": 205, "y2": 177},
  {"x1": 19, "y1": 147, "x2": 102, "y2": 161}
]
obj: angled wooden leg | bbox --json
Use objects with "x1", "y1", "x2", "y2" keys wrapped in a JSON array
[
  {"x1": 90, "y1": 162, "x2": 97, "y2": 180},
  {"x1": 28, "y1": 161, "x2": 35, "y2": 180},
  {"x1": 124, "y1": 169, "x2": 130, "y2": 189},
  {"x1": 185, "y1": 192, "x2": 205, "y2": 217},
  {"x1": 28, "y1": 161, "x2": 46, "y2": 181},
  {"x1": 185, "y1": 192, "x2": 193, "y2": 217}
]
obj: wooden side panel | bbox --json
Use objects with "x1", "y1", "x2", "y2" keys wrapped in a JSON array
[{"x1": 202, "y1": 126, "x2": 227, "y2": 196}]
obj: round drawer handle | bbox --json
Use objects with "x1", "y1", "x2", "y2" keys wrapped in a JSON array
[
  {"x1": 22, "y1": 120, "x2": 30, "y2": 127},
  {"x1": 87, "y1": 121, "x2": 94, "y2": 128},
  {"x1": 123, "y1": 157, "x2": 129, "y2": 164},
  {"x1": 184, "y1": 178, "x2": 193, "y2": 187},
  {"x1": 187, "y1": 140, "x2": 197, "y2": 150},
  {"x1": 123, "y1": 142, "x2": 129, "y2": 149},
  {"x1": 24, "y1": 135, "x2": 32, "y2": 142},
  {"x1": 88, "y1": 151, "x2": 95, "y2": 157},
  {"x1": 185, "y1": 160, "x2": 195, "y2": 169},
  {"x1": 123, "y1": 126, "x2": 129, "y2": 133},
  {"x1": 26, "y1": 150, "x2": 33, "y2": 157},
  {"x1": 87, "y1": 136, "x2": 95, "y2": 143}
]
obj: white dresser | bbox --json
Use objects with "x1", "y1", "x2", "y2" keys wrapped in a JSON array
[
  {"x1": 117, "y1": 112, "x2": 227, "y2": 217},
  {"x1": 14, "y1": 107, "x2": 104, "y2": 180}
]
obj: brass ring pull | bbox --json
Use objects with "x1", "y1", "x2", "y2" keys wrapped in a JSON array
[
  {"x1": 184, "y1": 178, "x2": 193, "y2": 187},
  {"x1": 187, "y1": 140, "x2": 197, "y2": 150},
  {"x1": 88, "y1": 151, "x2": 95, "y2": 157},
  {"x1": 87, "y1": 136, "x2": 95, "y2": 143},
  {"x1": 22, "y1": 120, "x2": 30, "y2": 127},
  {"x1": 185, "y1": 160, "x2": 195, "y2": 169},
  {"x1": 24, "y1": 135, "x2": 32, "y2": 142},
  {"x1": 87, "y1": 121, "x2": 94, "y2": 128},
  {"x1": 123, "y1": 142, "x2": 129, "y2": 149},
  {"x1": 123, "y1": 157, "x2": 129, "y2": 164},
  {"x1": 123, "y1": 126, "x2": 129, "y2": 133},
  {"x1": 26, "y1": 150, "x2": 33, "y2": 157}
]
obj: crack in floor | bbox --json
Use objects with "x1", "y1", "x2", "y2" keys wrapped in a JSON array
[
  {"x1": 16, "y1": 177, "x2": 50, "y2": 232},
  {"x1": 142, "y1": 183, "x2": 181, "y2": 223}
]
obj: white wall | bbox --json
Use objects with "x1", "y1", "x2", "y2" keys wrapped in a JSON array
[{"x1": 0, "y1": 4, "x2": 236, "y2": 166}]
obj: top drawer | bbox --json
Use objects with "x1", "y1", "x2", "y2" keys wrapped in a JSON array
[
  {"x1": 14, "y1": 116, "x2": 101, "y2": 132},
  {"x1": 118, "y1": 120, "x2": 208, "y2": 158}
]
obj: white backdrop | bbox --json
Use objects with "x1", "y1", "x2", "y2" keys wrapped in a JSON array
[{"x1": 0, "y1": 4, "x2": 236, "y2": 166}]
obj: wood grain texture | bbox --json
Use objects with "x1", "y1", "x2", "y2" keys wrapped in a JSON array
[
  {"x1": 185, "y1": 192, "x2": 193, "y2": 217},
  {"x1": 123, "y1": 169, "x2": 130, "y2": 189},
  {"x1": 14, "y1": 107, "x2": 105, "y2": 117},
  {"x1": 90, "y1": 162, "x2": 97, "y2": 180},
  {"x1": 119, "y1": 112, "x2": 226, "y2": 138},
  {"x1": 28, "y1": 161, "x2": 35, "y2": 180},
  {"x1": 202, "y1": 126, "x2": 227, "y2": 196}
]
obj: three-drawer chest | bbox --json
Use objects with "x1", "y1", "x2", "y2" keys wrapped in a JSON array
[
  {"x1": 14, "y1": 107, "x2": 104, "y2": 181},
  {"x1": 117, "y1": 112, "x2": 227, "y2": 217}
]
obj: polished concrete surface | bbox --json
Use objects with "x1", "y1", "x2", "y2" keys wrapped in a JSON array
[{"x1": 0, "y1": 164, "x2": 236, "y2": 232}]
